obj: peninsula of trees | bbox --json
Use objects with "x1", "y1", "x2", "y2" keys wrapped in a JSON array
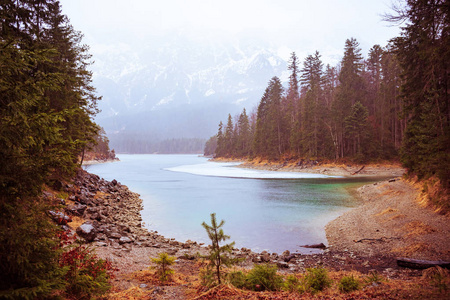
[{"x1": 207, "y1": 1, "x2": 449, "y2": 192}]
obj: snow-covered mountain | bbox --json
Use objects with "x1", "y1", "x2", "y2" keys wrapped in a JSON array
[{"x1": 90, "y1": 37, "x2": 289, "y2": 151}]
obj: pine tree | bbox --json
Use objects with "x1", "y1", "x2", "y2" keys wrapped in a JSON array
[
  {"x1": 300, "y1": 51, "x2": 324, "y2": 157},
  {"x1": 201, "y1": 213, "x2": 235, "y2": 285},
  {"x1": 253, "y1": 77, "x2": 285, "y2": 159},
  {"x1": 390, "y1": 0, "x2": 450, "y2": 186},
  {"x1": 236, "y1": 108, "x2": 251, "y2": 157},
  {"x1": 215, "y1": 121, "x2": 224, "y2": 157},
  {"x1": 344, "y1": 101, "x2": 370, "y2": 159},
  {"x1": 224, "y1": 114, "x2": 235, "y2": 156},
  {"x1": 0, "y1": 1, "x2": 102, "y2": 297},
  {"x1": 334, "y1": 38, "x2": 367, "y2": 158}
]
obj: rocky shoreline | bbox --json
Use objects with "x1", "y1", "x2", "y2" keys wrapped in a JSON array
[{"x1": 51, "y1": 169, "x2": 428, "y2": 290}]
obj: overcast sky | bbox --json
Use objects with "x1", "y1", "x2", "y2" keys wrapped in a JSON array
[{"x1": 58, "y1": 0, "x2": 401, "y2": 66}]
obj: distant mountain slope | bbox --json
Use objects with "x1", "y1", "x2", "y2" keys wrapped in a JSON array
[{"x1": 90, "y1": 38, "x2": 288, "y2": 152}]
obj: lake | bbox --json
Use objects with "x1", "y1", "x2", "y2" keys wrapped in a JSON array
[{"x1": 84, "y1": 154, "x2": 377, "y2": 253}]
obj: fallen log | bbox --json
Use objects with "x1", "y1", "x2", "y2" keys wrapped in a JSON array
[
  {"x1": 397, "y1": 257, "x2": 450, "y2": 269},
  {"x1": 352, "y1": 166, "x2": 365, "y2": 175},
  {"x1": 300, "y1": 243, "x2": 327, "y2": 249}
]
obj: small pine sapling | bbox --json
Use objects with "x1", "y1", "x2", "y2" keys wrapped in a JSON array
[
  {"x1": 202, "y1": 213, "x2": 236, "y2": 285},
  {"x1": 151, "y1": 252, "x2": 175, "y2": 282}
]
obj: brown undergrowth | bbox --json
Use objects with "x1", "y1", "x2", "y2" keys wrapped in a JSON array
[
  {"x1": 106, "y1": 265, "x2": 450, "y2": 299},
  {"x1": 413, "y1": 176, "x2": 450, "y2": 215}
]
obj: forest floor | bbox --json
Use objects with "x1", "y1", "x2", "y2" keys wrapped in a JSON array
[{"x1": 74, "y1": 161, "x2": 450, "y2": 299}]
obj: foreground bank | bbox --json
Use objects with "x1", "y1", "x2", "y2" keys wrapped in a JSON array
[{"x1": 55, "y1": 166, "x2": 450, "y2": 298}]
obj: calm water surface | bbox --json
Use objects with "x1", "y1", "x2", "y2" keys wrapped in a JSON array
[{"x1": 84, "y1": 154, "x2": 381, "y2": 253}]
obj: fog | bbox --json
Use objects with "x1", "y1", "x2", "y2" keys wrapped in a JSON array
[{"x1": 58, "y1": 0, "x2": 401, "y2": 153}]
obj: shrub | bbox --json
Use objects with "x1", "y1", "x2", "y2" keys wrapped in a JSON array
[
  {"x1": 151, "y1": 252, "x2": 175, "y2": 282},
  {"x1": 0, "y1": 199, "x2": 67, "y2": 300},
  {"x1": 283, "y1": 274, "x2": 305, "y2": 293},
  {"x1": 422, "y1": 266, "x2": 449, "y2": 293},
  {"x1": 304, "y1": 267, "x2": 332, "y2": 293},
  {"x1": 60, "y1": 244, "x2": 115, "y2": 299},
  {"x1": 338, "y1": 275, "x2": 360, "y2": 293},
  {"x1": 200, "y1": 267, "x2": 217, "y2": 289},
  {"x1": 227, "y1": 271, "x2": 248, "y2": 289},
  {"x1": 246, "y1": 264, "x2": 283, "y2": 291},
  {"x1": 364, "y1": 271, "x2": 385, "y2": 285}
]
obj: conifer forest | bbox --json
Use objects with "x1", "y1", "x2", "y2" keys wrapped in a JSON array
[
  {"x1": 209, "y1": 2, "x2": 449, "y2": 188},
  {"x1": 0, "y1": 0, "x2": 449, "y2": 298}
]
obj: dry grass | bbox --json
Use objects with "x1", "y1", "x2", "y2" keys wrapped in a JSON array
[
  {"x1": 95, "y1": 191, "x2": 109, "y2": 199},
  {"x1": 68, "y1": 216, "x2": 85, "y2": 229},
  {"x1": 402, "y1": 221, "x2": 436, "y2": 236},
  {"x1": 131, "y1": 268, "x2": 188, "y2": 286},
  {"x1": 375, "y1": 207, "x2": 398, "y2": 217},
  {"x1": 389, "y1": 214, "x2": 406, "y2": 221},
  {"x1": 105, "y1": 265, "x2": 450, "y2": 300},
  {"x1": 392, "y1": 242, "x2": 430, "y2": 256},
  {"x1": 107, "y1": 286, "x2": 151, "y2": 299}
]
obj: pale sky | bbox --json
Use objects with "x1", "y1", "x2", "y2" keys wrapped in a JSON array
[{"x1": 59, "y1": 0, "x2": 400, "y2": 65}]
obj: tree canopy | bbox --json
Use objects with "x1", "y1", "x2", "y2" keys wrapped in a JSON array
[{"x1": 0, "y1": 0, "x2": 102, "y2": 297}]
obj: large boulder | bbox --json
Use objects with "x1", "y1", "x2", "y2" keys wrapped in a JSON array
[
  {"x1": 76, "y1": 222, "x2": 97, "y2": 242},
  {"x1": 65, "y1": 203, "x2": 87, "y2": 216},
  {"x1": 48, "y1": 210, "x2": 72, "y2": 225}
]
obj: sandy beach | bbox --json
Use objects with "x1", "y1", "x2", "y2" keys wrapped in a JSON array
[{"x1": 326, "y1": 178, "x2": 450, "y2": 261}]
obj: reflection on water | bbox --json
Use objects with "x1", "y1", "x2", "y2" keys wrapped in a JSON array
[{"x1": 84, "y1": 154, "x2": 382, "y2": 253}]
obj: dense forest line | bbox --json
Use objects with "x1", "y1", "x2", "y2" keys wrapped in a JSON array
[
  {"x1": 208, "y1": 40, "x2": 403, "y2": 161},
  {"x1": 0, "y1": 0, "x2": 110, "y2": 298},
  {"x1": 207, "y1": 1, "x2": 449, "y2": 190},
  {"x1": 110, "y1": 135, "x2": 206, "y2": 154}
]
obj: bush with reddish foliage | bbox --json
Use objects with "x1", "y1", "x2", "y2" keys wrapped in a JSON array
[{"x1": 58, "y1": 231, "x2": 117, "y2": 299}]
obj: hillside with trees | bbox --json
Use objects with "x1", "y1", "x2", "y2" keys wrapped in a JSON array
[
  {"x1": 0, "y1": 0, "x2": 112, "y2": 298},
  {"x1": 208, "y1": 0, "x2": 449, "y2": 196}
]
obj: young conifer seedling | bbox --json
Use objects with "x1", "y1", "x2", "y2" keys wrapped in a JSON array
[
  {"x1": 202, "y1": 213, "x2": 236, "y2": 285},
  {"x1": 151, "y1": 252, "x2": 175, "y2": 282}
]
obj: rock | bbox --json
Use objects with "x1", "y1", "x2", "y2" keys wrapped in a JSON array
[
  {"x1": 76, "y1": 222, "x2": 97, "y2": 242},
  {"x1": 65, "y1": 203, "x2": 87, "y2": 216},
  {"x1": 260, "y1": 251, "x2": 271, "y2": 262},
  {"x1": 252, "y1": 256, "x2": 262, "y2": 263},
  {"x1": 48, "y1": 210, "x2": 72, "y2": 225},
  {"x1": 282, "y1": 250, "x2": 290, "y2": 257},
  {"x1": 107, "y1": 232, "x2": 122, "y2": 239},
  {"x1": 284, "y1": 255, "x2": 295, "y2": 263},
  {"x1": 277, "y1": 262, "x2": 289, "y2": 269},
  {"x1": 119, "y1": 236, "x2": 133, "y2": 244}
]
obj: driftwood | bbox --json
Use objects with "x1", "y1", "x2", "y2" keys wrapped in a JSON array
[
  {"x1": 397, "y1": 257, "x2": 450, "y2": 269},
  {"x1": 352, "y1": 166, "x2": 365, "y2": 175},
  {"x1": 300, "y1": 243, "x2": 327, "y2": 249},
  {"x1": 353, "y1": 237, "x2": 400, "y2": 244}
]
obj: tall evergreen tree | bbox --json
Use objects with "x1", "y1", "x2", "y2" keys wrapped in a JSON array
[
  {"x1": 0, "y1": 1, "x2": 101, "y2": 297},
  {"x1": 334, "y1": 38, "x2": 367, "y2": 157},
  {"x1": 215, "y1": 121, "x2": 224, "y2": 157},
  {"x1": 300, "y1": 51, "x2": 324, "y2": 157},
  {"x1": 236, "y1": 108, "x2": 251, "y2": 157},
  {"x1": 390, "y1": 0, "x2": 450, "y2": 186},
  {"x1": 254, "y1": 77, "x2": 285, "y2": 159},
  {"x1": 285, "y1": 52, "x2": 300, "y2": 148}
]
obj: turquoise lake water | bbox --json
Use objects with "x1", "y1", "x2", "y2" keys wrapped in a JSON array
[{"x1": 84, "y1": 154, "x2": 381, "y2": 253}]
